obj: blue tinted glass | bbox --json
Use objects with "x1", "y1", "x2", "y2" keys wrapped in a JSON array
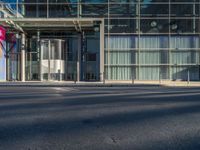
[{"x1": 2, "y1": 0, "x2": 17, "y2": 2}]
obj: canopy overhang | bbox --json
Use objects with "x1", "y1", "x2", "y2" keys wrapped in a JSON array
[{"x1": 0, "y1": 18, "x2": 103, "y2": 32}]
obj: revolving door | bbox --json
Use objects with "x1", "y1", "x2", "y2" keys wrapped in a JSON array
[{"x1": 40, "y1": 39, "x2": 66, "y2": 81}]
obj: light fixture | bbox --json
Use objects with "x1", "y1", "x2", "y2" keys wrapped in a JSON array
[
  {"x1": 171, "y1": 24, "x2": 178, "y2": 30},
  {"x1": 94, "y1": 26, "x2": 99, "y2": 32},
  {"x1": 93, "y1": 20, "x2": 101, "y2": 32},
  {"x1": 151, "y1": 21, "x2": 157, "y2": 27}
]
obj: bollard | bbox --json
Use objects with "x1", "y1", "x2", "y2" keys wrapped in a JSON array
[
  {"x1": 159, "y1": 71, "x2": 161, "y2": 84},
  {"x1": 103, "y1": 72, "x2": 105, "y2": 84},
  {"x1": 74, "y1": 73, "x2": 77, "y2": 84},
  {"x1": 132, "y1": 75, "x2": 134, "y2": 84},
  {"x1": 187, "y1": 69, "x2": 190, "y2": 85}
]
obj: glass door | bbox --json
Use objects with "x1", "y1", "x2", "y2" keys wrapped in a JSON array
[
  {"x1": 26, "y1": 38, "x2": 40, "y2": 81},
  {"x1": 81, "y1": 32, "x2": 100, "y2": 81},
  {"x1": 40, "y1": 39, "x2": 65, "y2": 81}
]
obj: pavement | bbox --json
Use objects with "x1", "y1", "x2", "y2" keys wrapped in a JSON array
[
  {"x1": 0, "y1": 80, "x2": 200, "y2": 87},
  {"x1": 0, "y1": 86, "x2": 200, "y2": 150}
]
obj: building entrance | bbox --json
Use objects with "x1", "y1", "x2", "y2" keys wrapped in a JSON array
[
  {"x1": 40, "y1": 39, "x2": 65, "y2": 81},
  {"x1": 2, "y1": 19, "x2": 104, "y2": 82},
  {"x1": 39, "y1": 31, "x2": 100, "y2": 82},
  {"x1": 80, "y1": 32, "x2": 100, "y2": 81}
]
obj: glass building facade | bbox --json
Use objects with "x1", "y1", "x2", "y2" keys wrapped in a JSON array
[{"x1": 0, "y1": 0, "x2": 200, "y2": 81}]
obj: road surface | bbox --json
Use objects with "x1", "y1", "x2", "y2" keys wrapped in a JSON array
[{"x1": 0, "y1": 86, "x2": 200, "y2": 150}]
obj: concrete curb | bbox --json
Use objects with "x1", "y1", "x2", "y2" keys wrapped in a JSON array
[
  {"x1": 1, "y1": 80, "x2": 200, "y2": 87},
  {"x1": 0, "y1": 81, "x2": 162, "y2": 87}
]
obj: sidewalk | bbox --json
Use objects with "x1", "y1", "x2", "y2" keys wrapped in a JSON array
[{"x1": 0, "y1": 80, "x2": 200, "y2": 87}]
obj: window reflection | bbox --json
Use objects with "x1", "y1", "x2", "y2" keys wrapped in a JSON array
[
  {"x1": 140, "y1": 19, "x2": 169, "y2": 34},
  {"x1": 171, "y1": 4, "x2": 194, "y2": 17},
  {"x1": 106, "y1": 19, "x2": 136, "y2": 33},
  {"x1": 141, "y1": 3, "x2": 169, "y2": 17},
  {"x1": 170, "y1": 19, "x2": 195, "y2": 33}
]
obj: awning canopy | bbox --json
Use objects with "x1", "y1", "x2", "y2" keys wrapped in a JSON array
[{"x1": 0, "y1": 18, "x2": 103, "y2": 32}]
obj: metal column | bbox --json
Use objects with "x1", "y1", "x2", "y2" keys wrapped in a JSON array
[
  {"x1": 37, "y1": 31, "x2": 42, "y2": 81},
  {"x1": 100, "y1": 20, "x2": 104, "y2": 82},
  {"x1": 77, "y1": 34, "x2": 81, "y2": 82},
  {"x1": 21, "y1": 33, "x2": 25, "y2": 82}
]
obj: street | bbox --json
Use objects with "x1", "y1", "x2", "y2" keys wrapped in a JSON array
[{"x1": 0, "y1": 85, "x2": 200, "y2": 150}]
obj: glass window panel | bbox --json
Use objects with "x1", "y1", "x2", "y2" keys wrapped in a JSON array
[
  {"x1": 68, "y1": 37, "x2": 78, "y2": 61},
  {"x1": 38, "y1": 4, "x2": 47, "y2": 17},
  {"x1": 49, "y1": 0, "x2": 72, "y2": 3},
  {"x1": 42, "y1": 42, "x2": 49, "y2": 60},
  {"x1": 144, "y1": 0, "x2": 169, "y2": 2},
  {"x1": 106, "y1": 51, "x2": 132, "y2": 65},
  {"x1": 189, "y1": 66, "x2": 200, "y2": 81},
  {"x1": 139, "y1": 67, "x2": 160, "y2": 80},
  {"x1": 23, "y1": 0, "x2": 47, "y2": 3},
  {"x1": 140, "y1": 19, "x2": 169, "y2": 34},
  {"x1": 195, "y1": 4, "x2": 200, "y2": 16},
  {"x1": 82, "y1": 0, "x2": 108, "y2": 3},
  {"x1": 140, "y1": 3, "x2": 169, "y2": 17},
  {"x1": 171, "y1": 4, "x2": 194, "y2": 17},
  {"x1": 7, "y1": 34, "x2": 20, "y2": 53},
  {"x1": 8, "y1": 53, "x2": 21, "y2": 81},
  {"x1": 139, "y1": 51, "x2": 160, "y2": 64},
  {"x1": 0, "y1": 3, "x2": 17, "y2": 18},
  {"x1": 171, "y1": 51, "x2": 197, "y2": 64},
  {"x1": 170, "y1": 36, "x2": 199, "y2": 49},
  {"x1": 170, "y1": 66, "x2": 199, "y2": 81},
  {"x1": 160, "y1": 66, "x2": 169, "y2": 80},
  {"x1": 109, "y1": 4, "x2": 136, "y2": 17},
  {"x1": 196, "y1": 19, "x2": 200, "y2": 33},
  {"x1": 26, "y1": 53, "x2": 39, "y2": 81},
  {"x1": 109, "y1": 0, "x2": 136, "y2": 2},
  {"x1": 105, "y1": 36, "x2": 136, "y2": 49},
  {"x1": 170, "y1": 19, "x2": 195, "y2": 33},
  {"x1": 105, "y1": 66, "x2": 132, "y2": 80},
  {"x1": 82, "y1": 4, "x2": 108, "y2": 17},
  {"x1": 107, "y1": 19, "x2": 136, "y2": 33},
  {"x1": 24, "y1": 4, "x2": 36, "y2": 17},
  {"x1": 171, "y1": 66, "x2": 187, "y2": 81},
  {"x1": 23, "y1": 4, "x2": 47, "y2": 17},
  {"x1": 171, "y1": 0, "x2": 198, "y2": 2},
  {"x1": 49, "y1": 4, "x2": 77, "y2": 17},
  {"x1": 2, "y1": 0, "x2": 17, "y2": 2},
  {"x1": 86, "y1": 36, "x2": 100, "y2": 53},
  {"x1": 139, "y1": 36, "x2": 169, "y2": 49}
]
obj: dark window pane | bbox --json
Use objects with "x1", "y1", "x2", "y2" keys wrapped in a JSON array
[
  {"x1": 109, "y1": 4, "x2": 136, "y2": 17},
  {"x1": 107, "y1": 19, "x2": 136, "y2": 33},
  {"x1": 171, "y1": 4, "x2": 194, "y2": 17},
  {"x1": 170, "y1": 19, "x2": 195, "y2": 33},
  {"x1": 141, "y1": 3, "x2": 169, "y2": 17},
  {"x1": 86, "y1": 53, "x2": 96, "y2": 61},
  {"x1": 140, "y1": 19, "x2": 169, "y2": 34},
  {"x1": 82, "y1": 4, "x2": 108, "y2": 17}
]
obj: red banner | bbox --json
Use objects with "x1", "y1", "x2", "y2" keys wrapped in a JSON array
[{"x1": 0, "y1": 26, "x2": 6, "y2": 41}]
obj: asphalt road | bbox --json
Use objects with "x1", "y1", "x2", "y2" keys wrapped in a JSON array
[{"x1": 0, "y1": 85, "x2": 200, "y2": 150}]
